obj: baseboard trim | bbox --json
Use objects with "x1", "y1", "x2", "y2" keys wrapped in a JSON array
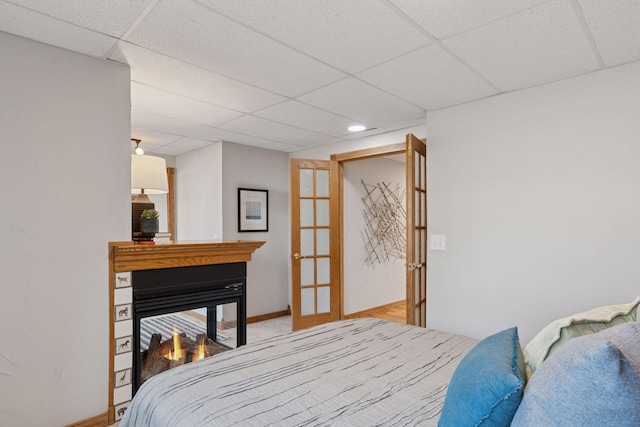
[
  {"x1": 247, "y1": 307, "x2": 290, "y2": 324},
  {"x1": 65, "y1": 412, "x2": 109, "y2": 427},
  {"x1": 344, "y1": 300, "x2": 404, "y2": 319}
]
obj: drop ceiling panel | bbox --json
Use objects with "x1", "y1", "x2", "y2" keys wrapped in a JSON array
[
  {"x1": 358, "y1": 45, "x2": 498, "y2": 110},
  {"x1": 0, "y1": 1, "x2": 117, "y2": 57},
  {"x1": 219, "y1": 115, "x2": 333, "y2": 146},
  {"x1": 444, "y1": 0, "x2": 600, "y2": 91},
  {"x1": 151, "y1": 144, "x2": 189, "y2": 156},
  {"x1": 130, "y1": 128, "x2": 182, "y2": 146},
  {"x1": 132, "y1": 110, "x2": 304, "y2": 152},
  {"x1": 3, "y1": 0, "x2": 156, "y2": 38},
  {"x1": 131, "y1": 110, "x2": 228, "y2": 142},
  {"x1": 208, "y1": 0, "x2": 431, "y2": 73},
  {"x1": 126, "y1": 0, "x2": 345, "y2": 96},
  {"x1": 223, "y1": 138, "x2": 302, "y2": 153},
  {"x1": 578, "y1": 0, "x2": 640, "y2": 67},
  {"x1": 298, "y1": 78, "x2": 425, "y2": 129},
  {"x1": 110, "y1": 42, "x2": 286, "y2": 113},
  {"x1": 214, "y1": 130, "x2": 303, "y2": 152},
  {"x1": 131, "y1": 82, "x2": 243, "y2": 127},
  {"x1": 165, "y1": 137, "x2": 214, "y2": 152},
  {"x1": 3, "y1": 0, "x2": 639, "y2": 157},
  {"x1": 389, "y1": 0, "x2": 548, "y2": 39},
  {"x1": 253, "y1": 101, "x2": 358, "y2": 137}
]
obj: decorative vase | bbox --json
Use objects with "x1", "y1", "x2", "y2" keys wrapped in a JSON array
[{"x1": 140, "y1": 218, "x2": 159, "y2": 234}]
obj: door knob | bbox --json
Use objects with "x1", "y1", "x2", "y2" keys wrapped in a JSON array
[{"x1": 407, "y1": 262, "x2": 423, "y2": 271}]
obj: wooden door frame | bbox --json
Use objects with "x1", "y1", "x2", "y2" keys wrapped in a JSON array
[
  {"x1": 167, "y1": 167, "x2": 176, "y2": 239},
  {"x1": 330, "y1": 142, "x2": 408, "y2": 319}
]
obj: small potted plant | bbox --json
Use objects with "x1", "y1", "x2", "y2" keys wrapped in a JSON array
[{"x1": 140, "y1": 209, "x2": 159, "y2": 234}]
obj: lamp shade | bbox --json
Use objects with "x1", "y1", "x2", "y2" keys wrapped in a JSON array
[{"x1": 131, "y1": 154, "x2": 168, "y2": 194}]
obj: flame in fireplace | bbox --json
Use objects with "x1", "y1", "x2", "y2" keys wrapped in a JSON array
[
  {"x1": 168, "y1": 328, "x2": 182, "y2": 361},
  {"x1": 194, "y1": 341, "x2": 205, "y2": 362}
]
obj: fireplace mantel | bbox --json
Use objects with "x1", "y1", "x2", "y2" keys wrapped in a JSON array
[
  {"x1": 108, "y1": 240, "x2": 265, "y2": 424},
  {"x1": 110, "y1": 240, "x2": 265, "y2": 272}
]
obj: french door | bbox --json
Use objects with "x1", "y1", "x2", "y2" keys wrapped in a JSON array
[
  {"x1": 290, "y1": 134, "x2": 427, "y2": 329},
  {"x1": 290, "y1": 159, "x2": 340, "y2": 330},
  {"x1": 405, "y1": 134, "x2": 427, "y2": 327}
]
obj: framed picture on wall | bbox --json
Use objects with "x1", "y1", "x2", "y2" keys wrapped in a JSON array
[{"x1": 238, "y1": 188, "x2": 268, "y2": 232}]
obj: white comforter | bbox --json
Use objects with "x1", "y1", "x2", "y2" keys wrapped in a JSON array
[{"x1": 121, "y1": 318, "x2": 476, "y2": 427}]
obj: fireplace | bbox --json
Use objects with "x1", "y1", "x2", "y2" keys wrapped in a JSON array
[
  {"x1": 108, "y1": 240, "x2": 264, "y2": 423},
  {"x1": 137, "y1": 307, "x2": 230, "y2": 385},
  {"x1": 132, "y1": 263, "x2": 247, "y2": 391}
]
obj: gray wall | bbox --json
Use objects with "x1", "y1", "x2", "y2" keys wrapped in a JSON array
[
  {"x1": 0, "y1": 33, "x2": 130, "y2": 426},
  {"x1": 175, "y1": 141, "x2": 290, "y2": 317},
  {"x1": 426, "y1": 61, "x2": 640, "y2": 344},
  {"x1": 221, "y1": 142, "x2": 290, "y2": 316}
]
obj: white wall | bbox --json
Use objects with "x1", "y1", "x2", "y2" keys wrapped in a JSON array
[
  {"x1": 221, "y1": 142, "x2": 290, "y2": 317},
  {"x1": 426, "y1": 61, "x2": 640, "y2": 344},
  {"x1": 0, "y1": 33, "x2": 130, "y2": 426},
  {"x1": 176, "y1": 143, "x2": 223, "y2": 240},
  {"x1": 343, "y1": 157, "x2": 406, "y2": 314}
]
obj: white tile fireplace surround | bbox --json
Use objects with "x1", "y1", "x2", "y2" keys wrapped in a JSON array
[{"x1": 107, "y1": 241, "x2": 264, "y2": 425}]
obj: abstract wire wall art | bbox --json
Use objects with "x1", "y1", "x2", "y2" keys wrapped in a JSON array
[{"x1": 361, "y1": 180, "x2": 406, "y2": 265}]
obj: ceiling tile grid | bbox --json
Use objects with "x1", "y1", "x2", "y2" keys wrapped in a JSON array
[
  {"x1": 131, "y1": 82, "x2": 244, "y2": 128},
  {"x1": 253, "y1": 100, "x2": 364, "y2": 138},
  {"x1": 207, "y1": 129, "x2": 306, "y2": 153},
  {"x1": 357, "y1": 44, "x2": 499, "y2": 110},
  {"x1": 124, "y1": 0, "x2": 345, "y2": 97},
  {"x1": 131, "y1": 110, "x2": 228, "y2": 143},
  {"x1": 130, "y1": 128, "x2": 182, "y2": 148},
  {"x1": 389, "y1": 0, "x2": 551, "y2": 39},
  {"x1": 577, "y1": 0, "x2": 640, "y2": 67},
  {"x1": 205, "y1": 0, "x2": 433, "y2": 73},
  {"x1": 218, "y1": 115, "x2": 335, "y2": 146},
  {"x1": 2, "y1": 0, "x2": 640, "y2": 155},
  {"x1": 110, "y1": 42, "x2": 287, "y2": 113},
  {"x1": 443, "y1": 0, "x2": 601, "y2": 91},
  {"x1": 298, "y1": 77, "x2": 426, "y2": 129},
  {"x1": 0, "y1": 1, "x2": 118, "y2": 57},
  {"x1": 3, "y1": 0, "x2": 156, "y2": 38}
]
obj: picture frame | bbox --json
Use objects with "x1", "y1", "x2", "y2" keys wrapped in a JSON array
[{"x1": 238, "y1": 188, "x2": 268, "y2": 232}]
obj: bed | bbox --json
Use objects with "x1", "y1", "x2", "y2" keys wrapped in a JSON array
[
  {"x1": 120, "y1": 318, "x2": 478, "y2": 426},
  {"x1": 120, "y1": 298, "x2": 640, "y2": 426}
]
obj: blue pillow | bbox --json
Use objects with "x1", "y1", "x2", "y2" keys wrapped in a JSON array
[
  {"x1": 511, "y1": 322, "x2": 640, "y2": 426},
  {"x1": 439, "y1": 327, "x2": 526, "y2": 427}
]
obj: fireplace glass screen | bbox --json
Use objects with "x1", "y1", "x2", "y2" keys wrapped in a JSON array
[{"x1": 138, "y1": 303, "x2": 237, "y2": 386}]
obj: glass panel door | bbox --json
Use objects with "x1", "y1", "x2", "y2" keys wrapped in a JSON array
[
  {"x1": 290, "y1": 159, "x2": 339, "y2": 330},
  {"x1": 406, "y1": 134, "x2": 427, "y2": 327}
]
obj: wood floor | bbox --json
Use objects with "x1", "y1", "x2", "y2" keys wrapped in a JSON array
[{"x1": 344, "y1": 300, "x2": 406, "y2": 323}]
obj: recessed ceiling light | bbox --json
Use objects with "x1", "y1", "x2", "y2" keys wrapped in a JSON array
[{"x1": 348, "y1": 125, "x2": 366, "y2": 132}]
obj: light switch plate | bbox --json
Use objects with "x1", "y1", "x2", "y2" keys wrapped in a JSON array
[{"x1": 430, "y1": 234, "x2": 446, "y2": 250}]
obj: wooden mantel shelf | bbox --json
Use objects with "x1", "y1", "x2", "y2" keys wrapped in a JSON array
[{"x1": 110, "y1": 240, "x2": 266, "y2": 272}]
